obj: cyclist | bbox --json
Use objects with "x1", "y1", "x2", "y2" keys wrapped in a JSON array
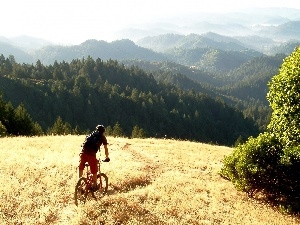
[{"x1": 78, "y1": 124, "x2": 110, "y2": 190}]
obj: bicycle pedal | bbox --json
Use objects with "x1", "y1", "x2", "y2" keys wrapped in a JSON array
[
  {"x1": 90, "y1": 186, "x2": 98, "y2": 192},
  {"x1": 78, "y1": 188, "x2": 85, "y2": 195}
]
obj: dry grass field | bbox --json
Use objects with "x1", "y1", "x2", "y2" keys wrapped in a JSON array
[{"x1": 1, "y1": 135, "x2": 300, "y2": 225}]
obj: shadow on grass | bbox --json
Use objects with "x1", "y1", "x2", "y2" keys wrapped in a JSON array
[
  {"x1": 108, "y1": 175, "x2": 152, "y2": 195},
  {"x1": 84, "y1": 196, "x2": 164, "y2": 225}
]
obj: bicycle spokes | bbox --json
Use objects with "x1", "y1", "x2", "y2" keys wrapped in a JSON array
[{"x1": 75, "y1": 177, "x2": 88, "y2": 206}]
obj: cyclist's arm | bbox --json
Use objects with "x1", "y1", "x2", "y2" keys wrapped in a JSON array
[{"x1": 103, "y1": 144, "x2": 109, "y2": 158}]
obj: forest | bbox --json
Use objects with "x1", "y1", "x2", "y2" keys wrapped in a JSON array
[{"x1": 0, "y1": 54, "x2": 259, "y2": 146}]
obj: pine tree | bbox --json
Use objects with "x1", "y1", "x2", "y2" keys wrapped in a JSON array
[
  {"x1": 47, "y1": 116, "x2": 72, "y2": 135},
  {"x1": 0, "y1": 121, "x2": 7, "y2": 137},
  {"x1": 112, "y1": 121, "x2": 124, "y2": 137}
]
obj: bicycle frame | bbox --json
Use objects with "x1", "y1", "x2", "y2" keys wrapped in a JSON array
[
  {"x1": 84, "y1": 159, "x2": 103, "y2": 190},
  {"x1": 75, "y1": 157, "x2": 108, "y2": 205}
]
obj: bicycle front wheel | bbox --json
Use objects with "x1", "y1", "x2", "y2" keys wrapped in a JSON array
[
  {"x1": 97, "y1": 173, "x2": 108, "y2": 194},
  {"x1": 74, "y1": 177, "x2": 88, "y2": 206}
]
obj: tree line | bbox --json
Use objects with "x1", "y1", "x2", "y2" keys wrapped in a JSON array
[{"x1": 0, "y1": 54, "x2": 259, "y2": 145}]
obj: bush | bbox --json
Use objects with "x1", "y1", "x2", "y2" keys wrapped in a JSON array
[
  {"x1": 221, "y1": 47, "x2": 300, "y2": 213},
  {"x1": 267, "y1": 47, "x2": 300, "y2": 146},
  {"x1": 220, "y1": 132, "x2": 283, "y2": 195},
  {"x1": 221, "y1": 132, "x2": 300, "y2": 212},
  {"x1": 278, "y1": 146, "x2": 300, "y2": 212}
]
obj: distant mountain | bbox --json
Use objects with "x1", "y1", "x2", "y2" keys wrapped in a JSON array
[
  {"x1": 118, "y1": 8, "x2": 300, "y2": 41},
  {"x1": 0, "y1": 31, "x2": 289, "y2": 83},
  {"x1": 0, "y1": 42, "x2": 33, "y2": 63},
  {"x1": 0, "y1": 36, "x2": 10, "y2": 43},
  {"x1": 1, "y1": 33, "x2": 263, "y2": 70},
  {"x1": 136, "y1": 24, "x2": 300, "y2": 54},
  {"x1": 233, "y1": 35, "x2": 276, "y2": 52},
  {"x1": 136, "y1": 33, "x2": 264, "y2": 72},
  {"x1": 268, "y1": 41, "x2": 300, "y2": 55},
  {"x1": 136, "y1": 33, "x2": 249, "y2": 53},
  {"x1": 264, "y1": 21, "x2": 300, "y2": 40},
  {"x1": 184, "y1": 21, "x2": 253, "y2": 37},
  {"x1": 240, "y1": 7, "x2": 300, "y2": 21},
  {"x1": 0, "y1": 35, "x2": 52, "y2": 51},
  {"x1": 0, "y1": 8, "x2": 299, "y2": 65},
  {"x1": 32, "y1": 39, "x2": 167, "y2": 65}
]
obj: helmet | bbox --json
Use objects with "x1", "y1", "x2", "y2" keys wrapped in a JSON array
[{"x1": 96, "y1": 124, "x2": 105, "y2": 133}]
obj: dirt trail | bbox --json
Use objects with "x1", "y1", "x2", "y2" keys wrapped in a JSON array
[{"x1": 120, "y1": 142, "x2": 165, "y2": 182}]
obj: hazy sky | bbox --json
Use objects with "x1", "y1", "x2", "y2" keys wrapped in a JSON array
[{"x1": 2, "y1": 0, "x2": 300, "y2": 44}]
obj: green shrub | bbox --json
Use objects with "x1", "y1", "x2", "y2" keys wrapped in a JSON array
[
  {"x1": 277, "y1": 146, "x2": 300, "y2": 212},
  {"x1": 220, "y1": 132, "x2": 283, "y2": 195},
  {"x1": 267, "y1": 47, "x2": 300, "y2": 146},
  {"x1": 221, "y1": 133, "x2": 300, "y2": 212},
  {"x1": 221, "y1": 47, "x2": 300, "y2": 213}
]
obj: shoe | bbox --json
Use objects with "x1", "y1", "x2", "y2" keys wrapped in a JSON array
[
  {"x1": 90, "y1": 184, "x2": 99, "y2": 192},
  {"x1": 78, "y1": 187, "x2": 85, "y2": 195}
]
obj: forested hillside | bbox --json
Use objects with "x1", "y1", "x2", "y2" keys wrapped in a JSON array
[
  {"x1": 0, "y1": 54, "x2": 258, "y2": 145},
  {"x1": 121, "y1": 53, "x2": 285, "y2": 131},
  {"x1": 1, "y1": 29, "x2": 299, "y2": 140}
]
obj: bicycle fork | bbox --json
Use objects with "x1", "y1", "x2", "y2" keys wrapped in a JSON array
[{"x1": 87, "y1": 173, "x2": 103, "y2": 190}]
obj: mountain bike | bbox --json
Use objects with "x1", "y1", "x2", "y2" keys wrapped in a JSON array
[{"x1": 74, "y1": 158, "x2": 109, "y2": 206}]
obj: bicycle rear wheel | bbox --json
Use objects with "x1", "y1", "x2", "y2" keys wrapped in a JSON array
[
  {"x1": 97, "y1": 173, "x2": 108, "y2": 194},
  {"x1": 74, "y1": 177, "x2": 88, "y2": 206}
]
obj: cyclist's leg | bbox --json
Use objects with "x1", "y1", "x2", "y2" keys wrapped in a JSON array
[
  {"x1": 87, "y1": 155, "x2": 98, "y2": 189},
  {"x1": 78, "y1": 153, "x2": 87, "y2": 178},
  {"x1": 92, "y1": 173, "x2": 97, "y2": 187}
]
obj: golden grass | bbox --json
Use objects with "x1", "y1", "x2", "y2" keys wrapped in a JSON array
[{"x1": 0, "y1": 136, "x2": 299, "y2": 224}]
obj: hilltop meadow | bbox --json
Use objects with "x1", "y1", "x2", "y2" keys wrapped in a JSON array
[{"x1": 1, "y1": 136, "x2": 299, "y2": 225}]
